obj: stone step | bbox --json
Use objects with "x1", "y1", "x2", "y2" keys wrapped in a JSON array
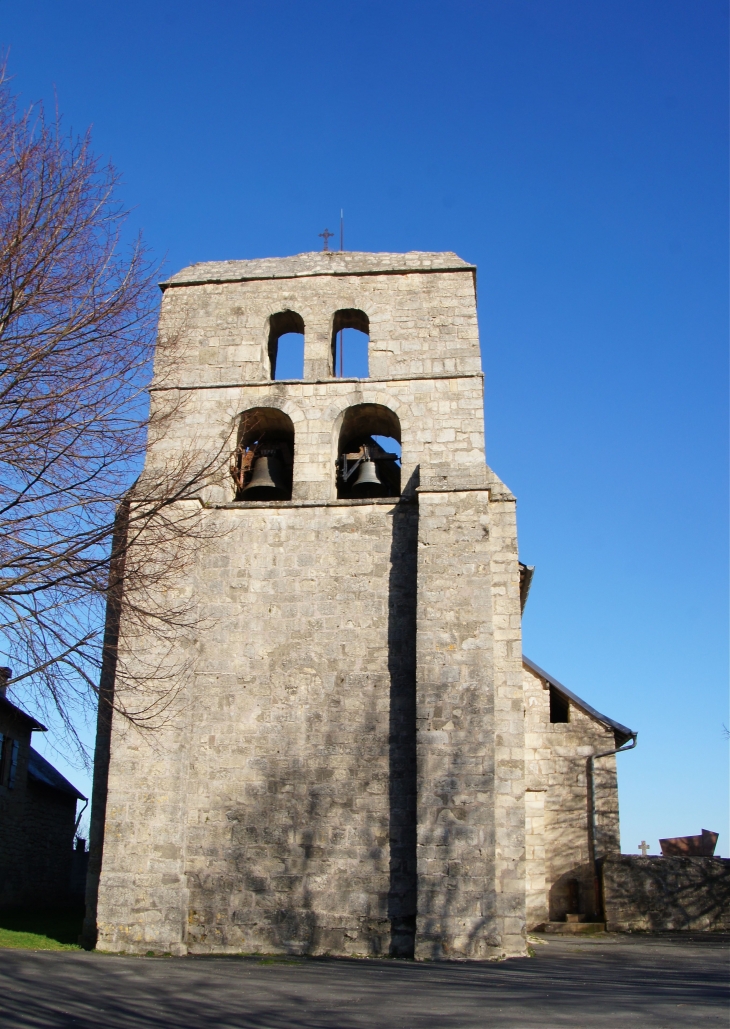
[{"x1": 543, "y1": 921, "x2": 607, "y2": 934}]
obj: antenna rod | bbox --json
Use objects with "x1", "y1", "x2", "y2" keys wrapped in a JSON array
[{"x1": 338, "y1": 211, "x2": 344, "y2": 374}]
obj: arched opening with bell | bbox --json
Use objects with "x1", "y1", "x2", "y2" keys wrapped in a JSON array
[
  {"x1": 231, "y1": 407, "x2": 295, "y2": 501},
  {"x1": 268, "y1": 311, "x2": 305, "y2": 380},
  {"x1": 331, "y1": 309, "x2": 369, "y2": 378},
  {"x1": 336, "y1": 403, "x2": 401, "y2": 500}
]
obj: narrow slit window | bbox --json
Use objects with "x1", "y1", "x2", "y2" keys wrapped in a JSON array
[
  {"x1": 332, "y1": 309, "x2": 369, "y2": 378},
  {"x1": 549, "y1": 687, "x2": 570, "y2": 723}
]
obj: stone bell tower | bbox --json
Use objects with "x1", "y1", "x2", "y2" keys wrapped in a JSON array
[{"x1": 93, "y1": 251, "x2": 527, "y2": 960}]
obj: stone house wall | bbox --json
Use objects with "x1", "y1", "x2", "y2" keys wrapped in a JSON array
[
  {"x1": 0, "y1": 704, "x2": 34, "y2": 907},
  {"x1": 523, "y1": 663, "x2": 620, "y2": 926},
  {"x1": 0, "y1": 702, "x2": 78, "y2": 907},
  {"x1": 94, "y1": 251, "x2": 528, "y2": 960}
]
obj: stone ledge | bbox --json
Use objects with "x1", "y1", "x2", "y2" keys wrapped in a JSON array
[
  {"x1": 416, "y1": 485, "x2": 490, "y2": 494},
  {"x1": 150, "y1": 371, "x2": 484, "y2": 392},
  {"x1": 209, "y1": 497, "x2": 411, "y2": 510}
]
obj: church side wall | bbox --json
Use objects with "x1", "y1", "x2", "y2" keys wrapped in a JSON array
[
  {"x1": 0, "y1": 713, "x2": 33, "y2": 908},
  {"x1": 523, "y1": 665, "x2": 620, "y2": 925}
]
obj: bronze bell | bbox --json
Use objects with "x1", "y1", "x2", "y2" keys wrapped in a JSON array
[
  {"x1": 241, "y1": 451, "x2": 289, "y2": 500},
  {"x1": 350, "y1": 458, "x2": 388, "y2": 498}
]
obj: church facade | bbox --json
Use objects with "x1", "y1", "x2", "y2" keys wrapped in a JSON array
[{"x1": 90, "y1": 251, "x2": 634, "y2": 959}]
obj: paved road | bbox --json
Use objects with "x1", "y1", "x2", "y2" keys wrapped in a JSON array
[{"x1": 0, "y1": 933, "x2": 727, "y2": 1028}]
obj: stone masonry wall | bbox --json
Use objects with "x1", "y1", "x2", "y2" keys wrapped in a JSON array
[
  {"x1": 523, "y1": 664, "x2": 620, "y2": 925},
  {"x1": 603, "y1": 856, "x2": 730, "y2": 931},
  {"x1": 0, "y1": 709, "x2": 33, "y2": 907},
  {"x1": 98, "y1": 500, "x2": 418, "y2": 957},
  {"x1": 0, "y1": 707, "x2": 77, "y2": 908},
  {"x1": 145, "y1": 375, "x2": 488, "y2": 510},
  {"x1": 416, "y1": 483, "x2": 525, "y2": 960},
  {"x1": 157, "y1": 252, "x2": 481, "y2": 386},
  {"x1": 95, "y1": 252, "x2": 528, "y2": 959}
]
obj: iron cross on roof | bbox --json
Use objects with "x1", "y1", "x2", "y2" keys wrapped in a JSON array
[{"x1": 319, "y1": 228, "x2": 334, "y2": 251}]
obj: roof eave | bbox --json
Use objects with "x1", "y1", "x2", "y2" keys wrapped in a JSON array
[
  {"x1": 522, "y1": 656, "x2": 635, "y2": 745},
  {"x1": 0, "y1": 694, "x2": 46, "y2": 732}
]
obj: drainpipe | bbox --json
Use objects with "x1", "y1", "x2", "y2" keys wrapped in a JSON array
[
  {"x1": 73, "y1": 797, "x2": 89, "y2": 838},
  {"x1": 586, "y1": 733, "x2": 637, "y2": 920}
]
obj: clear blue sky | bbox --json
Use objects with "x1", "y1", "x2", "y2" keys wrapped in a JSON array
[{"x1": 3, "y1": 1, "x2": 727, "y2": 855}]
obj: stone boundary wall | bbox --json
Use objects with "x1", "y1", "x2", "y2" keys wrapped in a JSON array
[{"x1": 603, "y1": 855, "x2": 730, "y2": 932}]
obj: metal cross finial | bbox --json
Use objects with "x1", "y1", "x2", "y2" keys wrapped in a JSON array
[
  {"x1": 638, "y1": 840, "x2": 649, "y2": 856},
  {"x1": 319, "y1": 228, "x2": 334, "y2": 252}
]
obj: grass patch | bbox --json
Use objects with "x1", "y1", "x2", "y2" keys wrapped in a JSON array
[{"x1": 0, "y1": 907, "x2": 84, "y2": 950}]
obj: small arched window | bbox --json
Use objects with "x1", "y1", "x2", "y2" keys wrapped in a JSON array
[
  {"x1": 231, "y1": 407, "x2": 294, "y2": 501},
  {"x1": 337, "y1": 403, "x2": 401, "y2": 499},
  {"x1": 332, "y1": 309, "x2": 369, "y2": 378},
  {"x1": 268, "y1": 311, "x2": 305, "y2": 380}
]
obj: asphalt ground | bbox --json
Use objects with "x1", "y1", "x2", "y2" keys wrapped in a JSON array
[{"x1": 0, "y1": 932, "x2": 727, "y2": 1028}]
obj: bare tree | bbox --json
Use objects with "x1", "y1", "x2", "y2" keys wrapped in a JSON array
[{"x1": 0, "y1": 67, "x2": 224, "y2": 758}]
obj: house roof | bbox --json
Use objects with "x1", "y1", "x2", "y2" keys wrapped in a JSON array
[
  {"x1": 523, "y1": 656, "x2": 636, "y2": 746},
  {"x1": 27, "y1": 748, "x2": 86, "y2": 801},
  {"x1": 0, "y1": 694, "x2": 46, "y2": 732}
]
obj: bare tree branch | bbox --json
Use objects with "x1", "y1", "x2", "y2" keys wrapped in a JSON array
[{"x1": 0, "y1": 63, "x2": 227, "y2": 761}]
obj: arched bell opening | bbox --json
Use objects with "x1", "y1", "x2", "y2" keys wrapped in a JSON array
[
  {"x1": 231, "y1": 407, "x2": 294, "y2": 501},
  {"x1": 268, "y1": 311, "x2": 305, "y2": 380},
  {"x1": 336, "y1": 403, "x2": 401, "y2": 499},
  {"x1": 331, "y1": 309, "x2": 369, "y2": 378}
]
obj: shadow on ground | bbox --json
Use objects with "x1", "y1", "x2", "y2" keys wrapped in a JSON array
[{"x1": 0, "y1": 932, "x2": 727, "y2": 1028}]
